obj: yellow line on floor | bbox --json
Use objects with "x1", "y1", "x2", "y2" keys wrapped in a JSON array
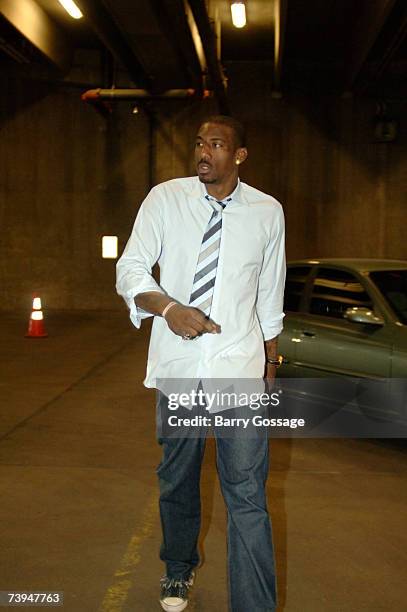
[{"x1": 99, "y1": 491, "x2": 158, "y2": 612}]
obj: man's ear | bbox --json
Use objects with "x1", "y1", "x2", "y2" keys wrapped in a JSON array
[{"x1": 235, "y1": 147, "x2": 248, "y2": 165}]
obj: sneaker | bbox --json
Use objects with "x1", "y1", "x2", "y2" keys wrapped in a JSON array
[{"x1": 159, "y1": 572, "x2": 195, "y2": 612}]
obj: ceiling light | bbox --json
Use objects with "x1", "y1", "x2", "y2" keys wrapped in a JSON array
[
  {"x1": 231, "y1": 2, "x2": 246, "y2": 28},
  {"x1": 57, "y1": 0, "x2": 83, "y2": 20}
]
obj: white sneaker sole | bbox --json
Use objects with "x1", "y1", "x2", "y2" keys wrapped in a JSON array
[{"x1": 159, "y1": 598, "x2": 188, "y2": 612}]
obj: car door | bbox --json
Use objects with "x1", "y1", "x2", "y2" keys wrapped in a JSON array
[
  {"x1": 279, "y1": 265, "x2": 314, "y2": 376},
  {"x1": 293, "y1": 266, "x2": 392, "y2": 379}
]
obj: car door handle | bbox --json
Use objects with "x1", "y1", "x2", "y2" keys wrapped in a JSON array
[{"x1": 301, "y1": 330, "x2": 316, "y2": 338}]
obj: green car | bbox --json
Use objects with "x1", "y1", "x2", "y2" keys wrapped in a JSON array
[
  {"x1": 279, "y1": 259, "x2": 407, "y2": 379},
  {"x1": 277, "y1": 259, "x2": 407, "y2": 428}
]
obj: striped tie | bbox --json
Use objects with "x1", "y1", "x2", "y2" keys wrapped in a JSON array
[{"x1": 189, "y1": 195, "x2": 231, "y2": 316}]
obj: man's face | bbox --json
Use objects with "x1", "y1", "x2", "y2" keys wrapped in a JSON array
[{"x1": 195, "y1": 122, "x2": 244, "y2": 185}]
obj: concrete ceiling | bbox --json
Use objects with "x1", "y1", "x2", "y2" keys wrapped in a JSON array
[
  {"x1": 35, "y1": 0, "x2": 100, "y2": 46},
  {"x1": 1, "y1": 0, "x2": 406, "y2": 99},
  {"x1": 101, "y1": 0, "x2": 191, "y2": 90}
]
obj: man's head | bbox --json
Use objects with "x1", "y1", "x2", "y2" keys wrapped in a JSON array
[{"x1": 195, "y1": 116, "x2": 248, "y2": 188}]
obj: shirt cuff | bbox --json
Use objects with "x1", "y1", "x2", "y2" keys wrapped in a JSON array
[
  {"x1": 259, "y1": 313, "x2": 285, "y2": 342},
  {"x1": 124, "y1": 284, "x2": 165, "y2": 329}
]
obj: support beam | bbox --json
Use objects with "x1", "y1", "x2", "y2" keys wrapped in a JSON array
[
  {"x1": 187, "y1": 0, "x2": 230, "y2": 115},
  {"x1": 272, "y1": 0, "x2": 288, "y2": 96},
  {"x1": 369, "y1": 1, "x2": 407, "y2": 81},
  {"x1": 343, "y1": 0, "x2": 398, "y2": 92},
  {"x1": 149, "y1": 0, "x2": 204, "y2": 94},
  {"x1": 0, "y1": 0, "x2": 72, "y2": 71},
  {"x1": 184, "y1": 1, "x2": 207, "y2": 76},
  {"x1": 74, "y1": 0, "x2": 153, "y2": 89}
]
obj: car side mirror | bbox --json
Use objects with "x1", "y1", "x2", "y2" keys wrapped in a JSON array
[{"x1": 344, "y1": 307, "x2": 384, "y2": 325}]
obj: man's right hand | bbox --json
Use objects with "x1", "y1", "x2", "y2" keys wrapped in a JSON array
[{"x1": 165, "y1": 304, "x2": 221, "y2": 338}]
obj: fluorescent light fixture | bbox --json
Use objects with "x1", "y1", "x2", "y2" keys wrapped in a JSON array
[
  {"x1": 231, "y1": 2, "x2": 246, "y2": 28},
  {"x1": 102, "y1": 236, "x2": 118, "y2": 259},
  {"x1": 57, "y1": 0, "x2": 83, "y2": 20}
]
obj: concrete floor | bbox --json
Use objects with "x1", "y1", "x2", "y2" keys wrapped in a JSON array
[{"x1": 0, "y1": 311, "x2": 406, "y2": 612}]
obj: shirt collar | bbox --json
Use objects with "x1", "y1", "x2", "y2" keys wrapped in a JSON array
[{"x1": 197, "y1": 177, "x2": 247, "y2": 208}]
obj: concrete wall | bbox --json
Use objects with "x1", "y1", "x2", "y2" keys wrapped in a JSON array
[
  {"x1": 154, "y1": 63, "x2": 407, "y2": 263},
  {"x1": 0, "y1": 62, "x2": 405, "y2": 311},
  {"x1": 0, "y1": 74, "x2": 150, "y2": 310}
]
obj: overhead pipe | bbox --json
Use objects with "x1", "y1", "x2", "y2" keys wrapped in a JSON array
[
  {"x1": 186, "y1": 0, "x2": 230, "y2": 115},
  {"x1": 81, "y1": 88, "x2": 213, "y2": 118},
  {"x1": 81, "y1": 88, "x2": 211, "y2": 101},
  {"x1": 272, "y1": 0, "x2": 288, "y2": 97}
]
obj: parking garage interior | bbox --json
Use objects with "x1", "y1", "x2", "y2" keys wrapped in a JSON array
[{"x1": 0, "y1": 1, "x2": 407, "y2": 611}]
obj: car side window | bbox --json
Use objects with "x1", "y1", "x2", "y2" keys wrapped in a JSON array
[
  {"x1": 310, "y1": 268, "x2": 373, "y2": 319},
  {"x1": 284, "y1": 266, "x2": 312, "y2": 312}
]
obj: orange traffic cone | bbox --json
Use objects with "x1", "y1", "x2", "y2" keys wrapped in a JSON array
[{"x1": 25, "y1": 295, "x2": 48, "y2": 338}]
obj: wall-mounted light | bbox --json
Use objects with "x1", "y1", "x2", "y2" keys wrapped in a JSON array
[
  {"x1": 102, "y1": 236, "x2": 118, "y2": 259},
  {"x1": 231, "y1": 2, "x2": 246, "y2": 28},
  {"x1": 57, "y1": 0, "x2": 83, "y2": 20}
]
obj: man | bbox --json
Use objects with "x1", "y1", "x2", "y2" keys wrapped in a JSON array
[{"x1": 116, "y1": 115, "x2": 286, "y2": 612}]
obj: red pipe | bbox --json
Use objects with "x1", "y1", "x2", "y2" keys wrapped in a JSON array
[{"x1": 81, "y1": 88, "x2": 212, "y2": 102}]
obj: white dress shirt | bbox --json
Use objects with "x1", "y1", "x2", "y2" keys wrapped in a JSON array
[{"x1": 116, "y1": 176, "x2": 286, "y2": 391}]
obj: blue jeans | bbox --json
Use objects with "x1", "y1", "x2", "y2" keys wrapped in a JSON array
[{"x1": 156, "y1": 394, "x2": 277, "y2": 612}]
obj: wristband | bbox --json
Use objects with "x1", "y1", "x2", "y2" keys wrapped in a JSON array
[{"x1": 162, "y1": 301, "x2": 178, "y2": 319}]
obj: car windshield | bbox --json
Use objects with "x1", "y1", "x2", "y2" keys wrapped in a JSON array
[{"x1": 370, "y1": 270, "x2": 407, "y2": 325}]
